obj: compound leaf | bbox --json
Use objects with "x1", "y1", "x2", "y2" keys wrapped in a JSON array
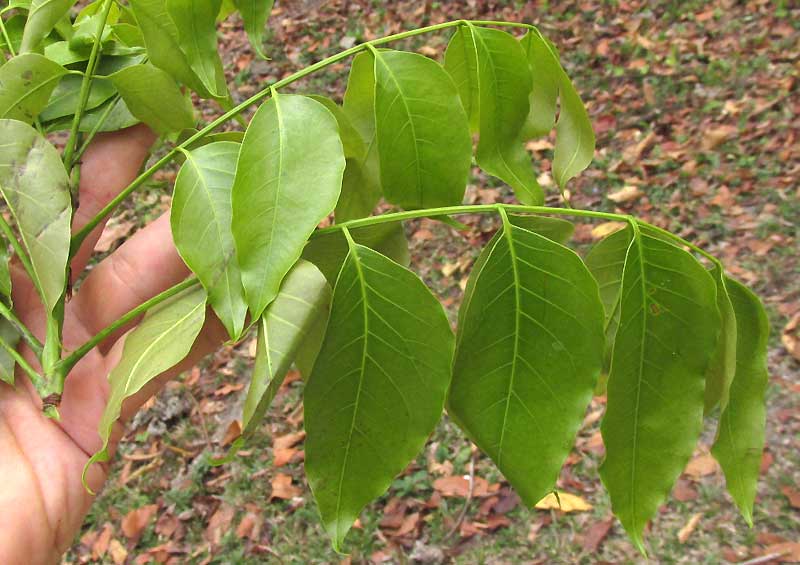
[
  {"x1": 20, "y1": 0, "x2": 77, "y2": 53},
  {"x1": 0, "y1": 119, "x2": 71, "y2": 313},
  {"x1": 0, "y1": 53, "x2": 67, "y2": 123},
  {"x1": 372, "y1": 48, "x2": 471, "y2": 209},
  {"x1": 171, "y1": 141, "x2": 246, "y2": 340},
  {"x1": 712, "y1": 277, "x2": 768, "y2": 525},
  {"x1": 599, "y1": 230, "x2": 719, "y2": 552},
  {"x1": 233, "y1": 0, "x2": 274, "y2": 60},
  {"x1": 84, "y1": 286, "x2": 207, "y2": 488},
  {"x1": 305, "y1": 240, "x2": 454, "y2": 551},
  {"x1": 449, "y1": 217, "x2": 604, "y2": 506},
  {"x1": 232, "y1": 93, "x2": 345, "y2": 319}
]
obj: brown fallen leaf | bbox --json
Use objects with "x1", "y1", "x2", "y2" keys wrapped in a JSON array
[
  {"x1": 702, "y1": 125, "x2": 738, "y2": 150},
  {"x1": 214, "y1": 382, "x2": 244, "y2": 397},
  {"x1": 684, "y1": 453, "x2": 719, "y2": 479},
  {"x1": 273, "y1": 430, "x2": 306, "y2": 450},
  {"x1": 206, "y1": 504, "x2": 235, "y2": 546},
  {"x1": 591, "y1": 221, "x2": 627, "y2": 239},
  {"x1": 432, "y1": 475, "x2": 490, "y2": 498},
  {"x1": 673, "y1": 479, "x2": 699, "y2": 502},
  {"x1": 582, "y1": 517, "x2": 614, "y2": 552},
  {"x1": 608, "y1": 185, "x2": 644, "y2": 204},
  {"x1": 678, "y1": 512, "x2": 703, "y2": 543},
  {"x1": 221, "y1": 420, "x2": 242, "y2": 447},
  {"x1": 535, "y1": 492, "x2": 592, "y2": 513},
  {"x1": 121, "y1": 504, "x2": 158, "y2": 543},
  {"x1": 94, "y1": 219, "x2": 136, "y2": 252},
  {"x1": 780, "y1": 485, "x2": 800, "y2": 509},
  {"x1": 236, "y1": 511, "x2": 263, "y2": 540},
  {"x1": 487, "y1": 514, "x2": 511, "y2": 531},
  {"x1": 782, "y1": 313, "x2": 800, "y2": 362},
  {"x1": 273, "y1": 447, "x2": 299, "y2": 467},
  {"x1": 108, "y1": 539, "x2": 128, "y2": 565},
  {"x1": 91, "y1": 523, "x2": 113, "y2": 559},
  {"x1": 270, "y1": 473, "x2": 302, "y2": 500},
  {"x1": 763, "y1": 542, "x2": 800, "y2": 563}
]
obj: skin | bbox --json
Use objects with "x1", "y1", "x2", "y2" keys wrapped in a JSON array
[{"x1": 0, "y1": 125, "x2": 227, "y2": 564}]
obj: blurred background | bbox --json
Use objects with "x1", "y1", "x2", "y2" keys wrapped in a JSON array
[{"x1": 67, "y1": 1, "x2": 798, "y2": 563}]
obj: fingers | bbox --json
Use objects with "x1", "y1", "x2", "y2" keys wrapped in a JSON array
[
  {"x1": 70, "y1": 124, "x2": 157, "y2": 280},
  {"x1": 68, "y1": 213, "x2": 190, "y2": 350}
]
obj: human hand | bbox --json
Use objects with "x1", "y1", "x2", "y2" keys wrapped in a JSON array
[{"x1": 0, "y1": 125, "x2": 227, "y2": 564}]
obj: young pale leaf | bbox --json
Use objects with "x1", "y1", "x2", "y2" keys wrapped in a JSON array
[
  {"x1": 166, "y1": 0, "x2": 228, "y2": 99},
  {"x1": 712, "y1": 277, "x2": 768, "y2": 525},
  {"x1": 600, "y1": 231, "x2": 719, "y2": 552},
  {"x1": 231, "y1": 94, "x2": 345, "y2": 320},
  {"x1": 83, "y1": 286, "x2": 206, "y2": 488},
  {"x1": 585, "y1": 225, "x2": 633, "y2": 376},
  {"x1": 449, "y1": 219, "x2": 604, "y2": 506},
  {"x1": 302, "y1": 222, "x2": 409, "y2": 284},
  {"x1": 110, "y1": 64, "x2": 195, "y2": 134},
  {"x1": 704, "y1": 266, "x2": 737, "y2": 413},
  {"x1": 305, "y1": 240, "x2": 454, "y2": 551},
  {"x1": 465, "y1": 25, "x2": 543, "y2": 205},
  {"x1": 128, "y1": 0, "x2": 214, "y2": 98},
  {"x1": 233, "y1": 0, "x2": 274, "y2": 60},
  {"x1": 171, "y1": 141, "x2": 246, "y2": 340},
  {"x1": 0, "y1": 119, "x2": 71, "y2": 313},
  {"x1": 371, "y1": 48, "x2": 472, "y2": 209},
  {"x1": 444, "y1": 25, "x2": 479, "y2": 132},
  {"x1": 519, "y1": 31, "x2": 559, "y2": 139},
  {"x1": 20, "y1": 0, "x2": 77, "y2": 52},
  {"x1": 242, "y1": 260, "x2": 330, "y2": 436},
  {"x1": 0, "y1": 54, "x2": 68, "y2": 123},
  {"x1": 339, "y1": 53, "x2": 382, "y2": 222}
]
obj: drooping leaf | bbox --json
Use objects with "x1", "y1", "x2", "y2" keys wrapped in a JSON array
[
  {"x1": 519, "y1": 31, "x2": 559, "y2": 139},
  {"x1": 305, "y1": 238, "x2": 454, "y2": 551},
  {"x1": 444, "y1": 24, "x2": 479, "y2": 132},
  {"x1": 712, "y1": 277, "x2": 768, "y2": 525},
  {"x1": 338, "y1": 52, "x2": 382, "y2": 222},
  {"x1": 242, "y1": 260, "x2": 330, "y2": 436},
  {"x1": 0, "y1": 53, "x2": 67, "y2": 123},
  {"x1": 302, "y1": 222, "x2": 409, "y2": 284},
  {"x1": 166, "y1": 0, "x2": 228, "y2": 99},
  {"x1": 233, "y1": 0, "x2": 274, "y2": 60},
  {"x1": 599, "y1": 230, "x2": 720, "y2": 552},
  {"x1": 110, "y1": 63, "x2": 195, "y2": 134},
  {"x1": 40, "y1": 74, "x2": 116, "y2": 122},
  {"x1": 128, "y1": 0, "x2": 215, "y2": 98},
  {"x1": 585, "y1": 225, "x2": 633, "y2": 376},
  {"x1": 704, "y1": 266, "x2": 737, "y2": 413},
  {"x1": 20, "y1": 0, "x2": 77, "y2": 53},
  {"x1": 459, "y1": 25, "x2": 543, "y2": 205},
  {"x1": 0, "y1": 319, "x2": 19, "y2": 385},
  {"x1": 449, "y1": 217, "x2": 604, "y2": 506},
  {"x1": 83, "y1": 286, "x2": 206, "y2": 487},
  {"x1": 171, "y1": 141, "x2": 246, "y2": 340},
  {"x1": 0, "y1": 119, "x2": 71, "y2": 313},
  {"x1": 371, "y1": 48, "x2": 471, "y2": 209},
  {"x1": 231, "y1": 93, "x2": 345, "y2": 319},
  {"x1": 506, "y1": 213, "x2": 575, "y2": 245}
]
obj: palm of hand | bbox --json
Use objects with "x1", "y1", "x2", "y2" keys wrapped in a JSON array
[{"x1": 0, "y1": 126, "x2": 225, "y2": 563}]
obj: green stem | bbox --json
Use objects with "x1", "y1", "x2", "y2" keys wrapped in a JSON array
[
  {"x1": 57, "y1": 277, "x2": 200, "y2": 375},
  {"x1": 72, "y1": 94, "x2": 120, "y2": 163},
  {"x1": 0, "y1": 301, "x2": 43, "y2": 356},
  {"x1": 62, "y1": 0, "x2": 114, "y2": 172},
  {"x1": 0, "y1": 336, "x2": 44, "y2": 389},
  {"x1": 0, "y1": 12, "x2": 17, "y2": 58},
  {"x1": 69, "y1": 18, "x2": 497, "y2": 255},
  {"x1": 0, "y1": 214, "x2": 40, "y2": 299}
]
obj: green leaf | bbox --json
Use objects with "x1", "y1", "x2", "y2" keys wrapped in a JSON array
[
  {"x1": 0, "y1": 14, "x2": 26, "y2": 54},
  {"x1": 585, "y1": 225, "x2": 633, "y2": 377},
  {"x1": 704, "y1": 266, "x2": 737, "y2": 413},
  {"x1": 338, "y1": 53, "x2": 382, "y2": 222},
  {"x1": 40, "y1": 74, "x2": 116, "y2": 122},
  {"x1": 110, "y1": 63, "x2": 195, "y2": 134},
  {"x1": 128, "y1": 0, "x2": 215, "y2": 98},
  {"x1": 449, "y1": 216, "x2": 604, "y2": 505},
  {"x1": 444, "y1": 23, "x2": 479, "y2": 132},
  {"x1": 0, "y1": 237, "x2": 11, "y2": 299},
  {"x1": 458, "y1": 25, "x2": 543, "y2": 205},
  {"x1": 371, "y1": 48, "x2": 471, "y2": 209},
  {"x1": 0, "y1": 119, "x2": 71, "y2": 313},
  {"x1": 171, "y1": 141, "x2": 246, "y2": 340},
  {"x1": 0, "y1": 319, "x2": 19, "y2": 385},
  {"x1": 305, "y1": 238, "x2": 454, "y2": 551},
  {"x1": 302, "y1": 222, "x2": 409, "y2": 285},
  {"x1": 308, "y1": 95, "x2": 366, "y2": 159},
  {"x1": 43, "y1": 95, "x2": 139, "y2": 133},
  {"x1": 43, "y1": 40, "x2": 90, "y2": 65},
  {"x1": 20, "y1": 0, "x2": 77, "y2": 53},
  {"x1": 166, "y1": 0, "x2": 228, "y2": 99},
  {"x1": 242, "y1": 260, "x2": 330, "y2": 435},
  {"x1": 0, "y1": 53, "x2": 67, "y2": 123},
  {"x1": 506, "y1": 213, "x2": 575, "y2": 245},
  {"x1": 83, "y1": 286, "x2": 206, "y2": 488},
  {"x1": 519, "y1": 31, "x2": 559, "y2": 139},
  {"x1": 233, "y1": 0, "x2": 274, "y2": 60},
  {"x1": 599, "y1": 229, "x2": 720, "y2": 552},
  {"x1": 711, "y1": 277, "x2": 768, "y2": 525},
  {"x1": 231, "y1": 93, "x2": 345, "y2": 319}
]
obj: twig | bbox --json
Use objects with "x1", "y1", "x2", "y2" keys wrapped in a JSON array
[{"x1": 739, "y1": 552, "x2": 792, "y2": 565}]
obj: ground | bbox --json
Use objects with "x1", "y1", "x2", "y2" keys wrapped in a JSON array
[{"x1": 65, "y1": 0, "x2": 799, "y2": 563}]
